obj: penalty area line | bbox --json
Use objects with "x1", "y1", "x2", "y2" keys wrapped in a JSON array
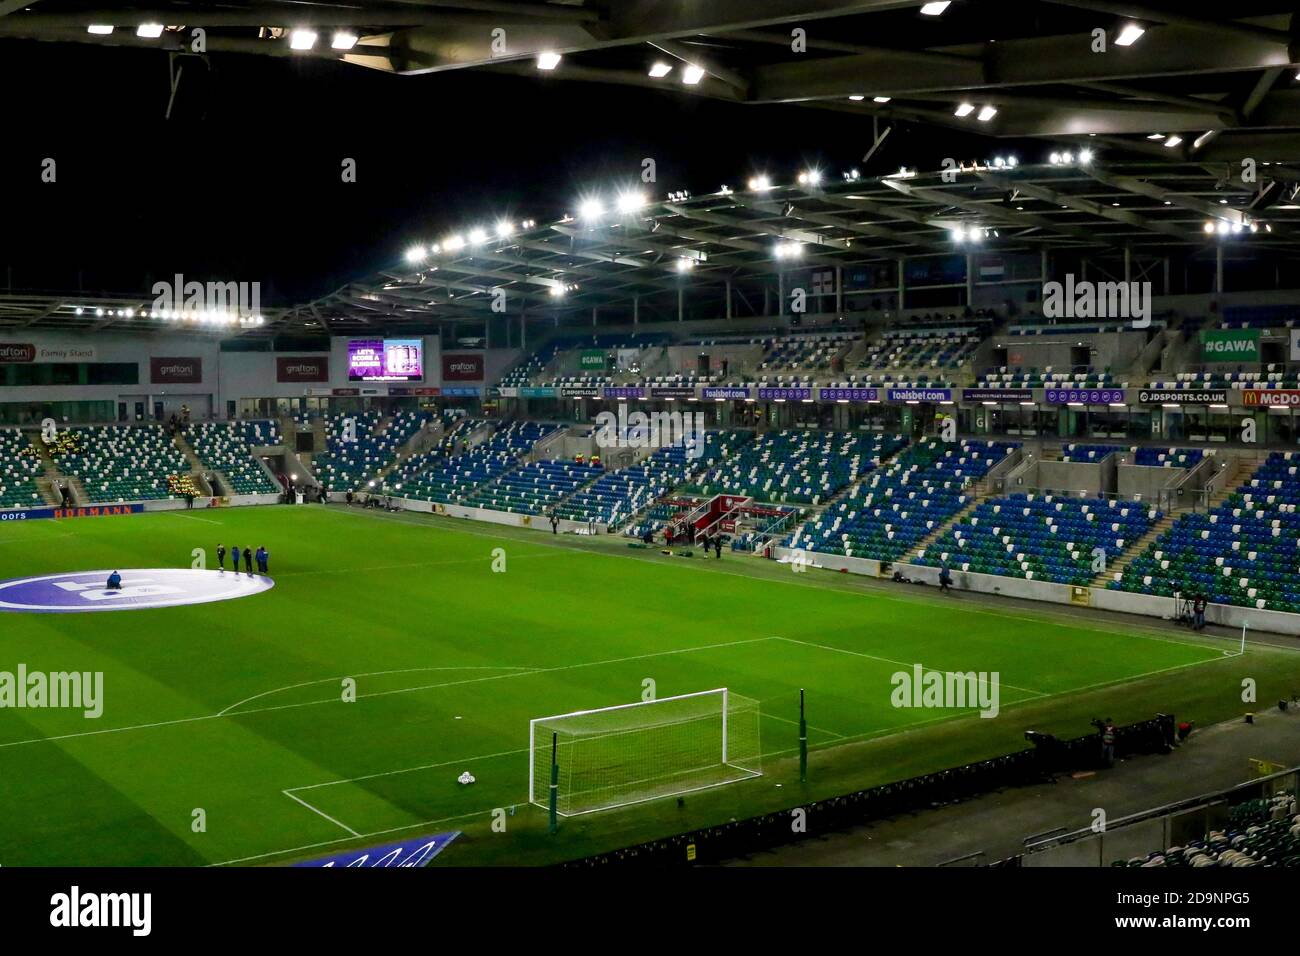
[{"x1": 282, "y1": 790, "x2": 360, "y2": 837}]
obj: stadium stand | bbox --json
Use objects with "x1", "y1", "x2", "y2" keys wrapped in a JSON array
[
  {"x1": 1058, "y1": 444, "x2": 1204, "y2": 468},
  {"x1": 553, "y1": 429, "x2": 751, "y2": 527},
  {"x1": 0, "y1": 427, "x2": 44, "y2": 508},
  {"x1": 1219, "y1": 303, "x2": 1300, "y2": 329},
  {"x1": 58, "y1": 425, "x2": 192, "y2": 503},
  {"x1": 979, "y1": 366, "x2": 1122, "y2": 388},
  {"x1": 394, "y1": 421, "x2": 558, "y2": 505},
  {"x1": 918, "y1": 492, "x2": 1160, "y2": 585},
  {"x1": 1150, "y1": 367, "x2": 1300, "y2": 390},
  {"x1": 463, "y1": 458, "x2": 604, "y2": 515},
  {"x1": 385, "y1": 417, "x2": 479, "y2": 488},
  {"x1": 860, "y1": 326, "x2": 981, "y2": 371},
  {"x1": 309, "y1": 409, "x2": 431, "y2": 492},
  {"x1": 185, "y1": 420, "x2": 281, "y2": 494},
  {"x1": 1114, "y1": 791, "x2": 1299, "y2": 867},
  {"x1": 758, "y1": 331, "x2": 859, "y2": 371},
  {"x1": 790, "y1": 439, "x2": 1018, "y2": 562},
  {"x1": 1112, "y1": 452, "x2": 1300, "y2": 611},
  {"x1": 686, "y1": 429, "x2": 907, "y2": 505}
]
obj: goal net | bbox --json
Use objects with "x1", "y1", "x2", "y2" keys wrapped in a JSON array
[{"x1": 529, "y1": 688, "x2": 762, "y2": 816}]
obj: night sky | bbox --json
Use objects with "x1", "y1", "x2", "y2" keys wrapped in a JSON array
[{"x1": 0, "y1": 39, "x2": 1020, "y2": 305}]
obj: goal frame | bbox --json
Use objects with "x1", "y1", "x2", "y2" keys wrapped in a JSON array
[{"x1": 528, "y1": 687, "x2": 760, "y2": 816}]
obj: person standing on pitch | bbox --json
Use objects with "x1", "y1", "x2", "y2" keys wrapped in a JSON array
[
  {"x1": 231, "y1": 546, "x2": 241, "y2": 574},
  {"x1": 256, "y1": 546, "x2": 269, "y2": 574},
  {"x1": 243, "y1": 546, "x2": 254, "y2": 575},
  {"x1": 216, "y1": 543, "x2": 227, "y2": 571},
  {"x1": 714, "y1": 535, "x2": 722, "y2": 559}
]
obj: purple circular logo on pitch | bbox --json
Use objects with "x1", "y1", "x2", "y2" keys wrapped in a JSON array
[{"x1": 0, "y1": 569, "x2": 274, "y2": 613}]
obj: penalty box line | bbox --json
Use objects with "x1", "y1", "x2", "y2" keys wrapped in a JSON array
[{"x1": 0, "y1": 636, "x2": 778, "y2": 752}]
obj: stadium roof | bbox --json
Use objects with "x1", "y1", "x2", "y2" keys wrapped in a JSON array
[
  {"x1": 6, "y1": 156, "x2": 1300, "y2": 335},
  {"x1": 6, "y1": 2, "x2": 1300, "y2": 334},
  {"x1": 3, "y1": 2, "x2": 1300, "y2": 162}
]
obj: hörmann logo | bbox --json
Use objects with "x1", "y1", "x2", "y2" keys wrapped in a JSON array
[
  {"x1": 0, "y1": 343, "x2": 36, "y2": 362},
  {"x1": 1042, "y1": 273, "x2": 1151, "y2": 328}
]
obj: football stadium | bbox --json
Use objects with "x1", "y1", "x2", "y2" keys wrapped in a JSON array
[{"x1": 3, "y1": 0, "x2": 1300, "y2": 929}]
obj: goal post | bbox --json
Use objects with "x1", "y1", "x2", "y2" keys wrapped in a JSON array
[{"x1": 528, "y1": 688, "x2": 762, "y2": 816}]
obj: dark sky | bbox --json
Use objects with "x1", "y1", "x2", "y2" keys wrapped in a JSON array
[{"x1": 0, "y1": 39, "x2": 1017, "y2": 305}]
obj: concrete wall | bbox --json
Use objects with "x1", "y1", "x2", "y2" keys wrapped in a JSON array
[
  {"x1": 771, "y1": 545, "x2": 1300, "y2": 636},
  {"x1": 1035, "y1": 460, "x2": 1107, "y2": 496},
  {"x1": 0, "y1": 331, "x2": 519, "y2": 417},
  {"x1": 1116, "y1": 464, "x2": 1181, "y2": 503},
  {"x1": 993, "y1": 329, "x2": 1146, "y2": 371}
]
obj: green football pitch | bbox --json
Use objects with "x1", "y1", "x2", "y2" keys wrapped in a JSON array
[{"x1": 0, "y1": 504, "x2": 1296, "y2": 867}]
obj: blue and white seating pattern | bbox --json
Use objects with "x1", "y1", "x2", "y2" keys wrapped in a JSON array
[
  {"x1": 1115, "y1": 452, "x2": 1300, "y2": 612},
  {"x1": 790, "y1": 440, "x2": 1017, "y2": 562},
  {"x1": 0, "y1": 428, "x2": 43, "y2": 508},
  {"x1": 917, "y1": 493, "x2": 1160, "y2": 585},
  {"x1": 185, "y1": 420, "x2": 281, "y2": 494}
]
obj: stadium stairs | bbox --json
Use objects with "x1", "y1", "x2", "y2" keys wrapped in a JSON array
[
  {"x1": 1092, "y1": 454, "x2": 1260, "y2": 588},
  {"x1": 373, "y1": 417, "x2": 446, "y2": 485},
  {"x1": 60, "y1": 475, "x2": 89, "y2": 506},
  {"x1": 170, "y1": 432, "x2": 217, "y2": 496},
  {"x1": 1091, "y1": 513, "x2": 1175, "y2": 587},
  {"x1": 902, "y1": 470, "x2": 1001, "y2": 561},
  {"x1": 33, "y1": 476, "x2": 63, "y2": 506},
  {"x1": 29, "y1": 437, "x2": 70, "y2": 504}
]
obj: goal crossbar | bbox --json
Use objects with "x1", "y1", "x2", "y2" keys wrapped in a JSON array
[{"x1": 528, "y1": 687, "x2": 761, "y2": 816}]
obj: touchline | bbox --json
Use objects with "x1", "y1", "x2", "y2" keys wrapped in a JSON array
[{"x1": 0, "y1": 664, "x2": 103, "y2": 718}]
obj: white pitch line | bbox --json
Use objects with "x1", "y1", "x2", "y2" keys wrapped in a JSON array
[
  {"x1": 763, "y1": 710, "x2": 844, "y2": 740},
  {"x1": 218, "y1": 666, "x2": 540, "y2": 717},
  {"x1": 282, "y1": 790, "x2": 360, "y2": 837},
  {"x1": 165, "y1": 511, "x2": 225, "y2": 525},
  {"x1": 0, "y1": 636, "x2": 778, "y2": 751},
  {"x1": 324, "y1": 504, "x2": 1246, "y2": 655},
  {"x1": 286, "y1": 744, "x2": 533, "y2": 792},
  {"x1": 232, "y1": 644, "x2": 1250, "y2": 868},
  {"x1": 772, "y1": 636, "x2": 1050, "y2": 698},
  {"x1": 207, "y1": 805, "x2": 512, "y2": 867}
]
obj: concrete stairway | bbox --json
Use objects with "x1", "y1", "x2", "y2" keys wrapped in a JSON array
[
  {"x1": 1089, "y1": 512, "x2": 1175, "y2": 587},
  {"x1": 33, "y1": 476, "x2": 63, "y2": 506},
  {"x1": 172, "y1": 431, "x2": 205, "y2": 471},
  {"x1": 907, "y1": 495, "x2": 983, "y2": 561},
  {"x1": 63, "y1": 476, "x2": 89, "y2": 506}
]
